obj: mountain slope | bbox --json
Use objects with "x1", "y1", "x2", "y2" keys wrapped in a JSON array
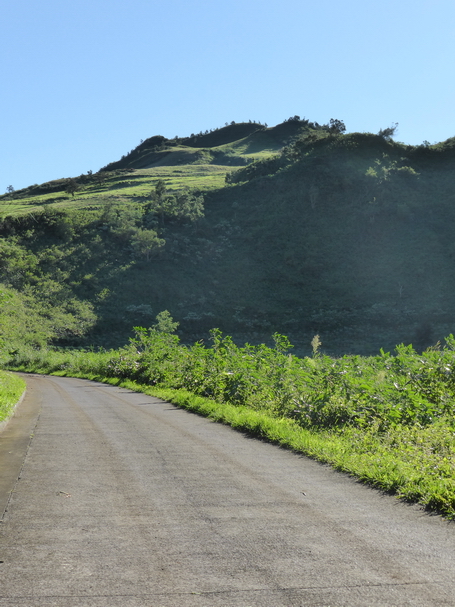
[{"x1": 1, "y1": 120, "x2": 455, "y2": 356}]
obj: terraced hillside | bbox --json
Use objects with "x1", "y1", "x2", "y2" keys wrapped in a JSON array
[{"x1": 1, "y1": 120, "x2": 306, "y2": 214}]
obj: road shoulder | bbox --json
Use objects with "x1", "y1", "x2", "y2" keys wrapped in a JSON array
[{"x1": 0, "y1": 374, "x2": 41, "y2": 520}]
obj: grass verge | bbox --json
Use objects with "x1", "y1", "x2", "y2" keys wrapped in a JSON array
[{"x1": 0, "y1": 371, "x2": 26, "y2": 424}]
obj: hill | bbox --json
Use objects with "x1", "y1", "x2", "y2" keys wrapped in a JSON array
[{"x1": 2, "y1": 119, "x2": 455, "y2": 357}]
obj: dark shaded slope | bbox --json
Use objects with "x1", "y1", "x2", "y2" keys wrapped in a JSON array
[{"x1": 72, "y1": 132, "x2": 455, "y2": 355}]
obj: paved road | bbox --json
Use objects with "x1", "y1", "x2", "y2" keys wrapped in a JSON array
[{"x1": 1, "y1": 375, "x2": 455, "y2": 606}]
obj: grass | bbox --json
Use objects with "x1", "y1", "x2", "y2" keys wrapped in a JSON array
[
  {"x1": 0, "y1": 164, "x2": 236, "y2": 216},
  {"x1": 214, "y1": 134, "x2": 288, "y2": 159},
  {"x1": 0, "y1": 370, "x2": 26, "y2": 423}
]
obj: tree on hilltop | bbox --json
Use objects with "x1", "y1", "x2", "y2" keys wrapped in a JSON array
[
  {"x1": 378, "y1": 123, "x2": 398, "y2": 140},
  {"x1": 146, "y1": 181, "x2": 204, "y2": 227},
  {"x1": 328, "y1": 118, "x2": 346, "y2": 134}
]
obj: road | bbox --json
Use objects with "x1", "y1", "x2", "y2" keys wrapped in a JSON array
[{"x1": 0, "y1": 374, "x2": 455, "y2": 607}]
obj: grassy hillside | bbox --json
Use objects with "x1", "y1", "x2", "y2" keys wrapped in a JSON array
[{"x1": 2, "y1": 119, "x2": 455, "y2": 357}]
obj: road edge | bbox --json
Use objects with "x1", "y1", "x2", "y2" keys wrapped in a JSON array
[{"x1": 0, "y1": 374, "x2": 42, "y2": 521}]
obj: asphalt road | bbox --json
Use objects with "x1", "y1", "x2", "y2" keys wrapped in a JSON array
[{"x1": 1, "y1": 374, "x2": 455, "y2": 607}]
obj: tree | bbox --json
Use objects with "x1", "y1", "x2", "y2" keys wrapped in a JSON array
[
  {"x1": 6, "y1": 185, "x2": 14, "y2": 194},
  {"x1": 328, "y1": 118, "x2": 346, "y2": 134},
  {"x1": 95, "y1": 171, "x2": 107, "y2": 186},
  {"x1": 154, "y1": 179, "x2": 166, "y2": 200},
  {"x1": 174, "y1": 191, "x2": 204, "y2": 223},
  {"x1": 153, "y1": 310, "x2": 179, "y2": 333},
  {"x1": 147, "y1": 180, "x2": 170, "y2": 226},
  {"x1": 65, "y1": 178, "x2": 80, "y2": 197},
  {"x1": 101, "y1": 203, "x2": 142, "y2": 242},
  {"x1": 149, "y1": 179, "x2": 168, "y2": 224},
  {"x1": 145, "y1": 181, "x2": 205, "y2": 228},
  {"x1": 378, "y1": 123, "x2": 398, "y2": 140},
  {"x1": 131, "y1": 228, "x2": 165, "y2": 261}
]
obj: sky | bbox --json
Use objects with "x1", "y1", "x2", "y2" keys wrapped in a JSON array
[{"x1": 2, "y1": 0, "x2": 455, "y2": 191}]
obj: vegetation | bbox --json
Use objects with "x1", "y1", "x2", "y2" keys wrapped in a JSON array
[{"x1": 0, "y1": 370, "x2": 25, "y2": 423}]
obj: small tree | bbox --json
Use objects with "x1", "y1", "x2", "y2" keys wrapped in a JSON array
[
  {"x1": 328, "y1": 118, "x2": 346, "y2": 134},
  {"x1": 154, "y1": 179, "x2": 166, "y2": 200},
  {"x1": 378, "y1": 123, "x2": 398, "y2": 140},
  {"x1": 153, "y1": 310, "x2": 179, "y2": 333},
  {"x1": 174, "y1": 191, "x2": 204, "y2": 223},
  {"x1": 131, "y1": 228, "x2": 165, "y2": 261},
  {"x1": 65, "y1": 178, "x2": 80, "y2": 197},
  {"x1": 6, "y1": 185, "x2": 14, "y2": 194},
  {"x1": 95, "y1": 172, "x2": 107, "y2": 186},
  {"x1": 148, "y1": 180, "x2": 169, "y2": 225}
]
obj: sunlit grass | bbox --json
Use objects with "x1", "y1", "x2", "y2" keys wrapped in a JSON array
[
  {"x1": 0, "y1": 370, "x2": 26, "y2": 423},
  {"x1": 0, "y1": 164, "x2": 238, "y2": 216}
]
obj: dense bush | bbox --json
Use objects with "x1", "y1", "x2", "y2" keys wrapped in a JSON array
[{"x1": 35, "y1": 326, "x2": 455, "y2": 434}]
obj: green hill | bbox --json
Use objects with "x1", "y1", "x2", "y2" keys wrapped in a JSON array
[{"x1": 2, "y1": 119, "x2": 455, "y2": 357}]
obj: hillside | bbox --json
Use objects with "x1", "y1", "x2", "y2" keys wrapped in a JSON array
[{"x1": 2, "y1": 119, "x2": 455, "y2": 357}]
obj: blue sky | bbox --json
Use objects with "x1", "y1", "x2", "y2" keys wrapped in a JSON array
[{"x1": 2, "y1": 0, "x2": 454, "y2": 191}]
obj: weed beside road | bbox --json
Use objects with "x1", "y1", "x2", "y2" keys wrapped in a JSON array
[{"x1": 0, "y1": 371, "x2": 26, "y2": 423}]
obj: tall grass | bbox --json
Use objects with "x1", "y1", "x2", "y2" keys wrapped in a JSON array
[{"x1": 0, "y1": 370, "x2": 26, "y2": 423}]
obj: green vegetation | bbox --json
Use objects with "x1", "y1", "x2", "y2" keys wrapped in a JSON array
[
  {"x1": 0, "y1": 370, "x2": 25, "y2": 423},
  {"x1": 0, "y1": 166, "x2": 230, "y2": 215},
  {"x1": 8, "y1": 323, "x2": 455, "y2": 518},
  {"x1": 3, "y1": 117, "x2": 455, "y2": 516}
]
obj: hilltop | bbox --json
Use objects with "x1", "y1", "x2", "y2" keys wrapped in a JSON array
[
  {"x1": 100, "y1": 119, "x2": 309, "y2": 171},
  {"x1": 2, "y1": 119, "x2": 308, "y2": 209},
  {"x1": 1, "y1": 118, "x2": 455, "y2": 358}
]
